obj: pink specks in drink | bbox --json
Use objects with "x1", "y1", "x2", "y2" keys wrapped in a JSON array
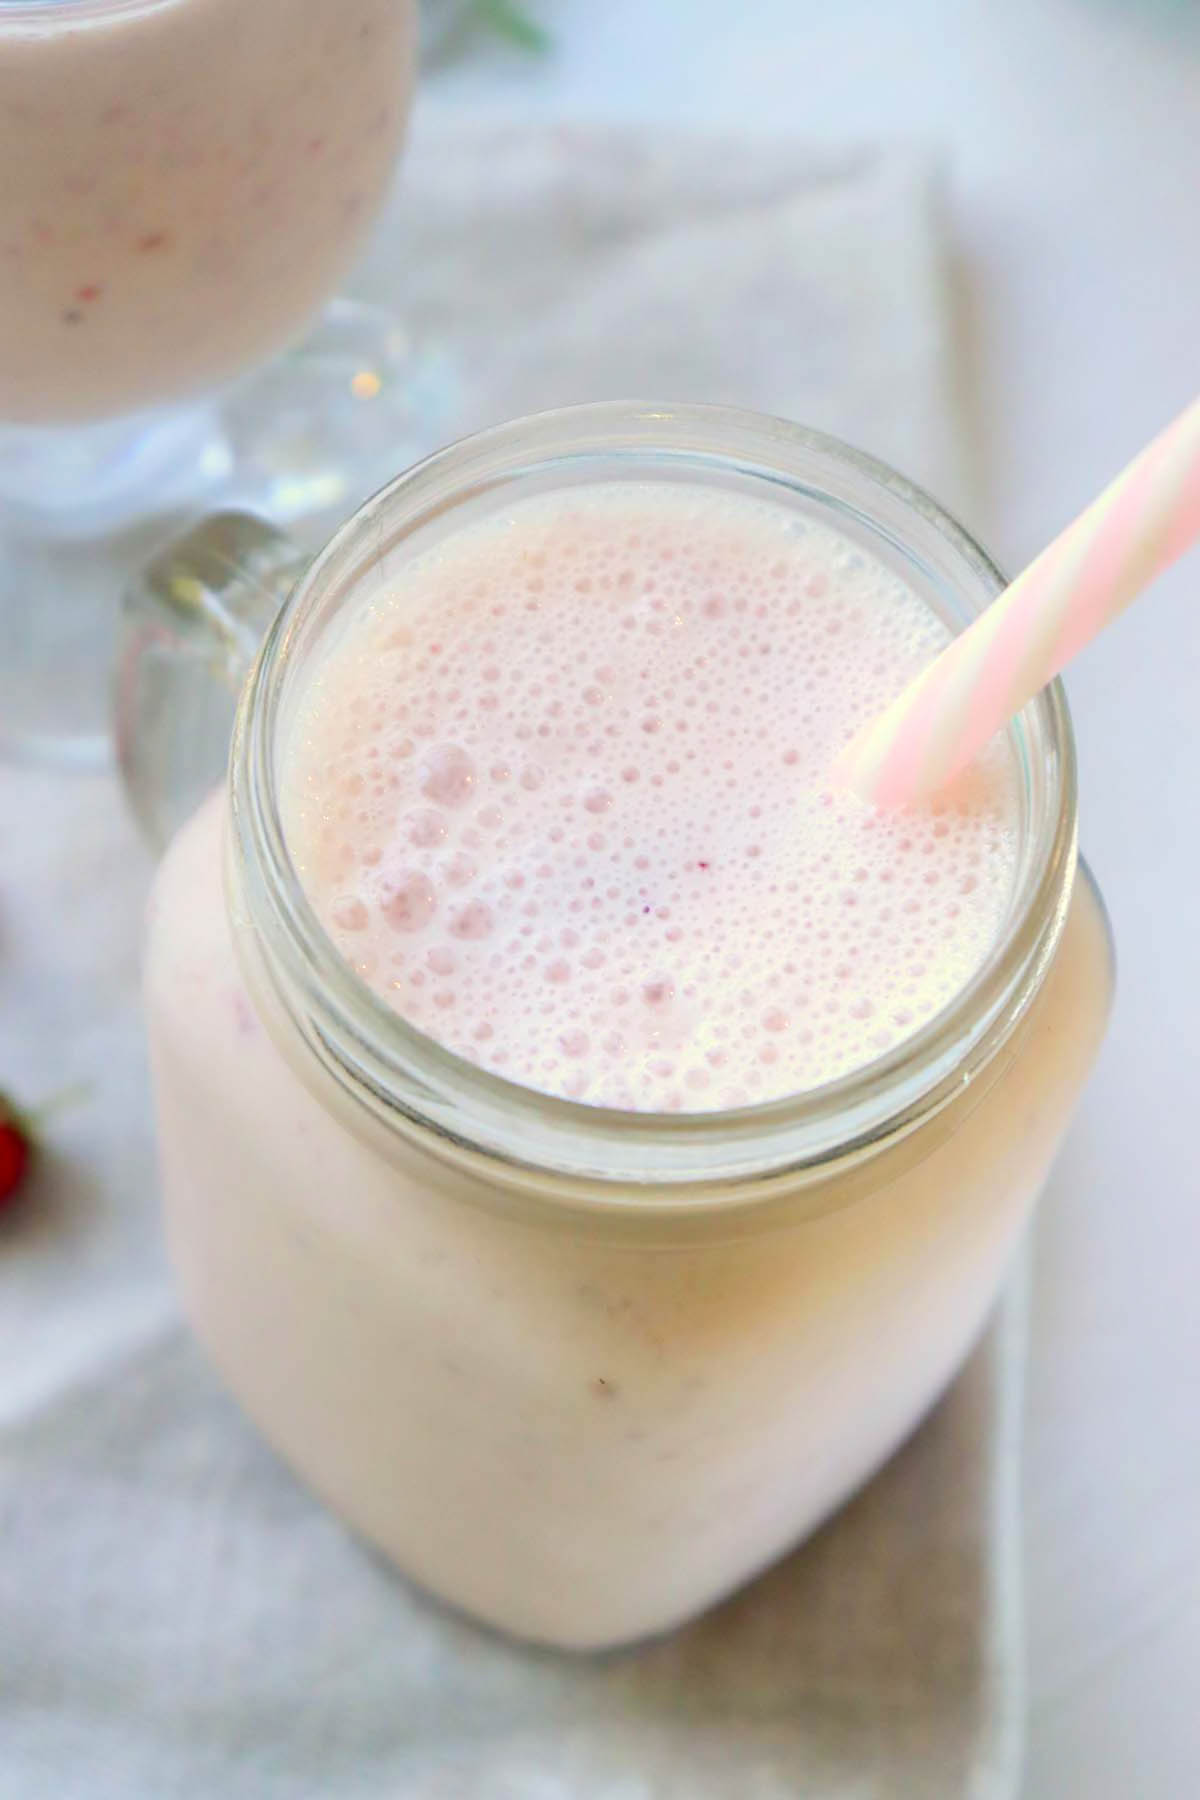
[
  {"x1": 442, "y1": 853, "x2": 476, "y2": 888},
  {"x1": 284, "y1": 484, "x2": 1019, "y2": 1110},
  {"x1": 642, "y1": 979, "x2": 674, "y2": 1008},
  {"x1": 405, "y1": 809, "x2": 448, "y2": 848},
  {"x1": 332, "y1": 896, "x2": 369, "y2": 932},
  {"x1": 231, "y1": 988, "x2": 259, "y2": 1038},
  {"x1": 420, "y1": 744, "x2": 475, "y2": 807},
  {"x1": 449, "y1": 900, "x2": 494, "y2": 941},
  {"x1": 381, "y1": 872, "x2": 437, "y2": 934}
]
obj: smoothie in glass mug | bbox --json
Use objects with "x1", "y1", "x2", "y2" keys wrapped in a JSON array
[
  {"x1": 129, "y1": 403, "x2": 1113, "y2": 1651},
  {"x1": 0, "y1": 0, "x2": 414, "y2": 425},
  {"x1": 0, "y1": 0, "x2": 417, "y2": 762}
]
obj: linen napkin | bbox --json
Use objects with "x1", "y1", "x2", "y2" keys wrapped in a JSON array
[{"x1": 0, "y1": 113, "x2": 1023, "y2": 1799}]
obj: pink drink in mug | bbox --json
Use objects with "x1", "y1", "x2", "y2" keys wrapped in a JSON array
[
  {"x1": 0, "y1": 0, "x2": 417, "y2": 760},
  {"x1": 134, "y1": 404, "x2": 1113, "y2": 1649},
  {"x1": 0, "y1": 0, "x2": 414, "y2": 425}
]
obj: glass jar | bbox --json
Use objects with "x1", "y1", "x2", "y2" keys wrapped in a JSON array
[{"x1": 134, "y1": 402, "x2": 1114, "y2": 1650}]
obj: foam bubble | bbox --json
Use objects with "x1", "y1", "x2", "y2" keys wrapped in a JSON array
[{"x1": 284, "y1": 483, "x2": 1020, "y2": 1111}]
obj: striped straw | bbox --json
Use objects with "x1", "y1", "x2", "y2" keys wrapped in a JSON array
[{"x1": 836, "y1": 393, "x2": 1200, "y2": 806}]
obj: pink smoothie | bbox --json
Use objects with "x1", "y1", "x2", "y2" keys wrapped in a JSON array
[
  {"x1": 283, "y1": 483, "x2": 1021, "y2": 1110},
  {"x1": 0, "y1": 0, "x2": 414, "y2": 424}
]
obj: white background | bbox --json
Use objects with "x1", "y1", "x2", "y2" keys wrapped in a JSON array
[{"x1": 433, "y1": 3, "x2": 1200, "y2": 1793}]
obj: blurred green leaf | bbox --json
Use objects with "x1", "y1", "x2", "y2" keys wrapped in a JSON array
[{"x1": 474, "y1": 0, "x2": 550, "y2": 53}]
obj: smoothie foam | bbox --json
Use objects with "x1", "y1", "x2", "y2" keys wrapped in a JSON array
[{"x1": 283, "y1": 483, "x2": 1020, "y2": 1110}]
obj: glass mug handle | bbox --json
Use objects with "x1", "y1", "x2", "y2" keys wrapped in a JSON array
[{"x1": 115, "y1": 512, "x2": 310, "y2": 849}]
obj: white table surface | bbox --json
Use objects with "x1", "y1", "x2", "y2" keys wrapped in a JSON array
[{"x1": 431, "y1": 3, "x2": 1200, "y2": 1794}]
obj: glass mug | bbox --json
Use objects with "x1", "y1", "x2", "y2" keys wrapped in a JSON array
[
  {"x1": 0, "y1": 0, "x2": 418, "y2": 761},
  {"x1": 126, "y1": 403, "x2": 1114, "y2": 1651}
]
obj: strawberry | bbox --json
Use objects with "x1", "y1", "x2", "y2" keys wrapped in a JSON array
[{"x1": 0, "y1": 1093, "x2": 31, "y2": 1213}]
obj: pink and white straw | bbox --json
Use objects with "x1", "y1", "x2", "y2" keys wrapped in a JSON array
[{"x1": 836, "y1": 393, "x2": 1200, "y2": 807}]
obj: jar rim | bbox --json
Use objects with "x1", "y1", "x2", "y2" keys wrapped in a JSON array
[{"x1": 230, "y1": 400, "x2": 1078, "y2": 1208}]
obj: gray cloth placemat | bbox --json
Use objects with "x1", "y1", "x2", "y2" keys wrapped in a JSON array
[{"x1": 0, "y1": 116, "x2": 1023, "y2": 1798}]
